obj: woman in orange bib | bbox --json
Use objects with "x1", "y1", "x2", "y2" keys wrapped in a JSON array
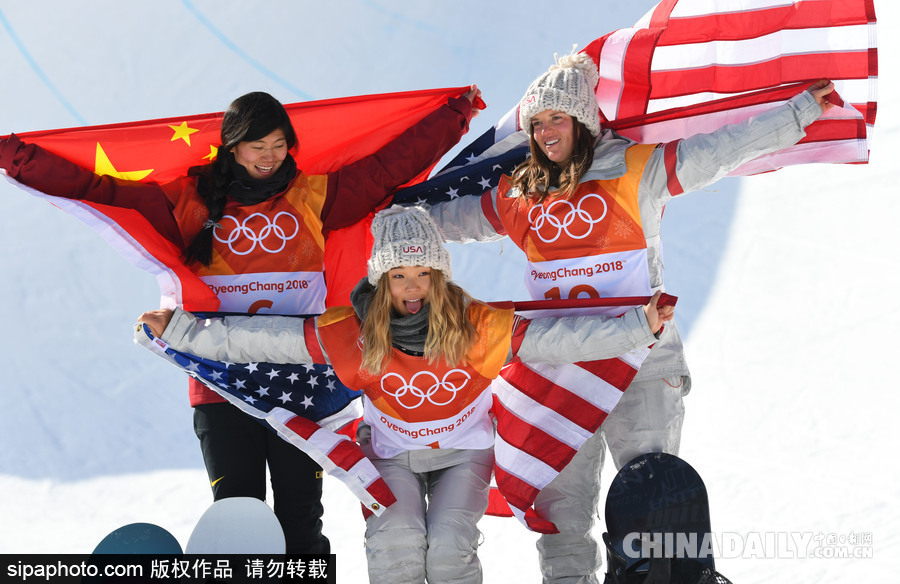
[
  {"x1": 427, "y1": 50, "x2": 836, "y2": 583},
  {"x1": 139, "y1": 205, "x2": 672, "y2": 584}
]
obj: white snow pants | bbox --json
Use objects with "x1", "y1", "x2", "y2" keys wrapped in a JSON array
[
  {"x1": 533, "y1": 376, "x2": 687, "y2": 584},
  {"x1": 360, "y1": 428, "x2": 494, "y2": 584}
]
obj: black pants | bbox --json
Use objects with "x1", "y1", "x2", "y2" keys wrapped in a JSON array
[{"x1": 193, "y1": 402, "x2": 330, "y2": 554}]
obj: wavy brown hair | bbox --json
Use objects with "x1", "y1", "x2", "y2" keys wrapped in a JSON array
[
  {"x1": 508, "y1": 116, "x2": 595, "y2": 203},
  {"x1": 360, "y1": 269, "x2": 477, "y2": 375}
]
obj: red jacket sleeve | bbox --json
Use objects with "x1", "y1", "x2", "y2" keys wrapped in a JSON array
[
  {"x1": 320, "y1": 95, "x2": 474, "y2": 232},
  {"x1": 0, "y1": 134, "x2": 185, "y2": 247}
]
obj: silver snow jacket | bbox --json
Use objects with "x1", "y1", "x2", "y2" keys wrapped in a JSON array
[{"x1": 427, "y1": 90, "x2": 824, "y2": 388}]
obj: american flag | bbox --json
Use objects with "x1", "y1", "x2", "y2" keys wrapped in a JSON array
[
  {"x1": 490, "y1": 350, "x2": 652, "y2": 533},
  {"x1": 134, "y1": 296, "x2": 671, "y2": 520},
  {"x1": 393, "y1": 108, "x2": 529, "y2": 206},
  {"x1": 134, "y1": 321, "x2": 397, "y2": 516},
  {"x1": 486, "y1": 295, "x2": 675, "y2": 533},
  {"x1": 395, "y1": 0, "x2": 876, "y2": 207}
]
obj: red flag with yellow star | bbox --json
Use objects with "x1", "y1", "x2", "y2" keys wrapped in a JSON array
[{"x1": 2, "y1": 87, "x2": 471, "y2": 308}]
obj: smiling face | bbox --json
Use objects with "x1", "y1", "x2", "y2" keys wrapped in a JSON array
[
  {"x1": 530, "y1": 109, "x2": 576, "y2": 165},
  {"x1": 230, "y1": 128, "x2": 288, "y2": 180},
  {"x1": 387, "y1": 265, "x2": 432, "y2": 316}
]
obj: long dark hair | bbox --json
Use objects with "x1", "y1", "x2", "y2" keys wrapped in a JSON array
[
  {"x1": 183, "y1": 92, "x2": 298, "y2": 265},
  {"x1": 509, "y1": 118, "x2": 595, "y2": 204}
]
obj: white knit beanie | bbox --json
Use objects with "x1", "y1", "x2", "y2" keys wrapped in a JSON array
[
  {"x1": 518, "y1": 48, "x2": 601, "y2": 137},
  {"x1": 367, "y1": 205, "x2": 453, "y2": 285}
]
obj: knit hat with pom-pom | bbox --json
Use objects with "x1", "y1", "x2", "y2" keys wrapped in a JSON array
[
  {"x1": 367, "y1": 205, "x2": 453, "y2": 285},
  {"x1": 518, "y1": 48, "x2": 601, "y2": 137}
]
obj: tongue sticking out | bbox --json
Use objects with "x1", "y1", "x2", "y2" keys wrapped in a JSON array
[{"x1": 405, "y1": 299, "x2": 423, "y2": 314}]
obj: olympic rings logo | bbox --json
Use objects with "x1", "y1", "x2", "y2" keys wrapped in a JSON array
[
  {"x1": 213, "y1": 212, "x2": 300, "y2": 255},
  {"x1": 528, "y1": 193, "x2": 608, "y2": 243},
  {"x1": 380, "y1": 369, "x2": 471, "y2": 409}
]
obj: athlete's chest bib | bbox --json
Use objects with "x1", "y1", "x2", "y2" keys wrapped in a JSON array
[
  {"x1": 317, "y1": 303, "x2": 514, "y2": 457},
  {"x1": 198, "y1": 175, "x2": 328, "y2": 314},
  {"x1": 496, "y1": 145, "x2": 654, "y2": 315}
]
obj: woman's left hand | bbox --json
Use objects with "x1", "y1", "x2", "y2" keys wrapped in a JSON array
[
  {"x1": 808, "y1": 79, "x2": 836, "y2": 114},
  {"x1": 464, "y1": 84, "x2": 484, "y2": 117},
  {"x1": 643, "y1": 290, "x2": 674, "y2": 334}
]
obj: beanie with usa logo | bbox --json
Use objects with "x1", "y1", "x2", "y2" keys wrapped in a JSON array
[{"x1": 366, "y1": 205, "x2": 453, "y2": 285}]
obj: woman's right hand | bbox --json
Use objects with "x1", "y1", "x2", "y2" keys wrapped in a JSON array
[
  {"x1": 139, "y1": 308, "x2": 175, "y2": 338},
  {"x1": 643, "y1": 290, "x2": 674, "y2": 334}
]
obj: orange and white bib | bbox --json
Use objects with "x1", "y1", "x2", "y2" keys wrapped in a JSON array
[
  {"x1": 175, "y1": 173, "x2": 328, "y2": 314},
  {"x1": 495, "y1": 144, "x2": 656, "y2": 315},
  {"x1": 317, "y1": 302, "x2": 515, "y2": 458}
]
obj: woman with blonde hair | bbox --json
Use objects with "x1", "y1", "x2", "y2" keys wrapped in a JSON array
[{"x1": 139, "y1": 205, "x2": 673, "y2": 584}]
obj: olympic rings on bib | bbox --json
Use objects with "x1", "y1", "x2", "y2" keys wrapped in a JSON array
[
  {"x1": 380, "y1": 369, "x2": 471, "y2": 410},
  {"x1": 213, "y1": 212, "x2": 300, "y2": 255},
  {"x1": 528, "y1": 193, "x2": 608, "y2": 243}
]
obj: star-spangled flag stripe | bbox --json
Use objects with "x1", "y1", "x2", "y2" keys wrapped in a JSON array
[
  {"x1": 489, "y1": 357, "x2": 638, "y2": 510},
  {"x1": 498, "y1": 363, "x2": 607, "y2": 435},
  {"x1": 638, "y1": 0, "x2": 876, "y2": 102},
  {"x1": 476, "y1": 297, "x2": 668, "y2": 532},
  {"x1": 273, "y1": 411, "x2": 396, "y2": 514},
  {"x1": 606, "y1": 81, "x2": 868, "y2": 174},
  {"x1": 649, "y1": 0, "x2": 875, "y2": 45},
  {"x1": 493, "y1": 395, "x2": 580, "y2": 473},
  {"x1": 491, "y1": 447, "x2": 560, "y2": 533},
  {"x1": 280, "y1": 413, "x2": 396, "y2": 506},
  {"x1": 483, "y1": 311, "x2": 663, "y2": 533},
  {"x1": 643, "y1": 28, "x2": 872, "y2": 102},
  {"x1": 493, "y1": 451, "x2": 546, "y2": 511},
  {"x1": 579, "y1": 347, "x2": 651, "y2": 380},
  {"x1": 590, "y1": 0, "x2": 876, "y2": 164}
]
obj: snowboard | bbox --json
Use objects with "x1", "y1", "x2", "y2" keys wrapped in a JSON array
[
  {"x1": 185, "y1": 497, "x2": 286, "y2": 555},
  {"x1": 603, "y1": 452, "x2": 729, "y2": 584},
  {"x1": 91, "y1": 521, "x2": 183, "y2": 554},
  {"x1": 83, "y1": 522, "x2": 182, "y2": 583}
]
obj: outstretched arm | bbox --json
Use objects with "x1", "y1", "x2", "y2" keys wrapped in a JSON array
[
  {"x1": 642, "y1": 80, "x2": 830, "y2": 201},
  {"x1": 137, "y1": 307, "x2": 321, "y2": 365},
  {"x1": 1, "y1": 135, "x2": 184, "y2": 246},
  {"x1": 514, "y1": 292, "x2": 671, "y2": 364}
]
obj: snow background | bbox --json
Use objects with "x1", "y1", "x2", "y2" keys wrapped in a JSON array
[{"x1": 0, "y1": 1, "x2": 896, "y2": 582}]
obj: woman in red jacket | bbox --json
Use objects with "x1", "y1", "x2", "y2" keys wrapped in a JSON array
[{"x1": 0, "y1": 87, "x2": 481, "y2": 553}]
